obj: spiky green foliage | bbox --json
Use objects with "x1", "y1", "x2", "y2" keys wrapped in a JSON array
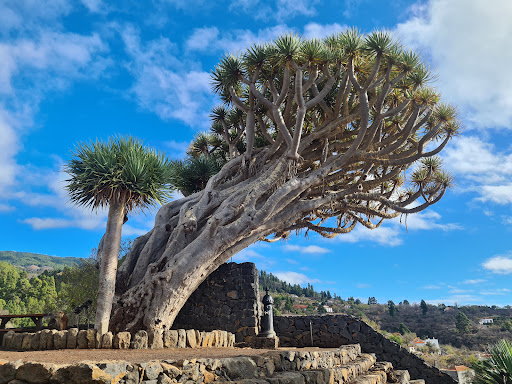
[
  {"x1": 64, "y1": 136, "x2": 173, "y2": 212},
  {"x1": 170, "y1": 156, "x2": 224, "y2": 196},
  {"x1": 473, "y1": 339, "x2": 512, "y2": 384}
]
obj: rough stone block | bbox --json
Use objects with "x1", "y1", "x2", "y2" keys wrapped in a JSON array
[
  {"x1": 186, "y1": 329, "x2": 197, "y2": 348},
  {"x1": 21, "y1": 333, "x2": 33, "y2": 350},
  {"x1": 149, "y1": 329, "x2": 164, "y2": 349},
  {"x1": 53, "y1": 330, "x2": 67, "y2": 349},
  {"x1": 220, "y1": 357, "x2": 258, "y2": 380},
  {"x1": 160, "y1": 362, "x2": 182, "y2": 379},
  {"x1": 228, "y1": 333, "x2": 235, "y2": 347},
  {"x1": 86, "y1": 329, "x2": 97, "y2": 349},
  {"x1": 16, "y1": 362, "x2": 54, "y2": 384},
  {"x1": 47, "y1": 330, "x2": 57, "y2": 350},
  {"x1": 101, "y1": 332, "x2": 113, "y2": 349},
  {"x1": 30, "y1": 332, "x2": 41, "y2": 350},
  {"x1": 66, "y1": 328, "x2": 78, "y2": 349},
  {"x1": 163, "y1": 330, "x2": 178, "y2": 348},
  {"x1": 177, "y1": 329, "x2": 186, "y2": 348},
  {"x1": 1, "y1": 330, "x2": 15, "y2": 350},
  {"x1": 51, "y1": 362, "x2": 112, "y2": 383},
  {"x1": 0, "y1": 361, "x2": 19, "y2": 384},
  {"x1": 132, "y1": 330, "x2": 148, "y2": 349},
  {"x1": 142, "y1": 362, "x2": 163, "y2": 380},
  {"x1": 77, "y1": 330, "x2": 88, "y2": 349},
  {"x1": 113, "y1": 332, "x2": 131, "y2": 349}
]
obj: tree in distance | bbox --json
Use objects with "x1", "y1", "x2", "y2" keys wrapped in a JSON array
[
  {"x1": 420, "y1": 299, "x2": 428, "y2": 316},
  {"x1": 398, "y1": 322, "x2": 411, "y2": 335},
  {"x1": 388, "y1": 300, "x2": 397, "y2": 317},
  {"x1": 455, "y1": 311, "x2": 471, "y2": 334},
  {"x1": 368, "y1": 296, "x2": 378, "y2": 305},
  {"x1": 112, "y1": 29, "x2": 460, "y2": 333},
  {"x1": 64, "y1": 136, "x2": 172, "y2": 334}
]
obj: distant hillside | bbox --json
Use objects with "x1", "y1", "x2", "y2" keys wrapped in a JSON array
[{"x1": 0, "y1": 251, "x2": 83, "y2": 273}]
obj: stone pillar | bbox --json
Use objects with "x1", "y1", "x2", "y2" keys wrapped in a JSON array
[{"x1": 259, "y1": 290, "x2": 276, "y2": 338}]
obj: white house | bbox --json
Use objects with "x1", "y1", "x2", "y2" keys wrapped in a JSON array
[
  {"x1": 323, "y1": 305, "x2": 333, "y2": 313},
  {"x1": 479, "y1": 318, "x2": 493, "y2": 325}
]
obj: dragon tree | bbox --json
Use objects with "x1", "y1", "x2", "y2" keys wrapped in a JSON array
[{"x1": 111, "y1": 29, "x2": 459, "y2": 333}]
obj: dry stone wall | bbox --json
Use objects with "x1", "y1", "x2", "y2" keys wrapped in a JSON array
[
  {"x1": 172, "y1": 262, "x2": 260, "y2": 342},
  {"x1": 274, "y1": 314, "x2": 456, "y2": 384},
  {"x1": 1, "y1": 328, "x2": 235, "y2": 351}
]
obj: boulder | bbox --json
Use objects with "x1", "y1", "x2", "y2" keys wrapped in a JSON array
[
  {"x1": 30, "y1": 332, "x2": 41, "y2": 351},
  {"x1": 1, "y1": 330, "x2": 15, "y2": 350},
  {"x1": 39, "y1": 330, "x2": 52, "y2": 350}
]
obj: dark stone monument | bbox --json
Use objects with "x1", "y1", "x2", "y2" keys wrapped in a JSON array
[{"x1": 259, "y1": 289, "x2": 276, "y2": 338}]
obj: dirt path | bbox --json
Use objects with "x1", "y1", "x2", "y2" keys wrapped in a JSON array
[{"x1": 0, "y1": 347, "x2": 274, "y2": 364}]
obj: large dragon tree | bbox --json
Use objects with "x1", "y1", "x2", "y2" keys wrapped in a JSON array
[{"x1": 111, "y1": 30, "x2": 459, "y2": 333}]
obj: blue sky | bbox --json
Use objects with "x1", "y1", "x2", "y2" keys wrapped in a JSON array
[{"x1": 1, "y1": 0, "x2": 512, "y2": 307}]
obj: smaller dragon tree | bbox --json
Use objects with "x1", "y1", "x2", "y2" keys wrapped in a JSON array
[
  {"x1": 64, "y1": 137, "x2": 173, "y2": 334},
  {"x1": 112, "y1": 29, "x2": 460, "y2": 333}
]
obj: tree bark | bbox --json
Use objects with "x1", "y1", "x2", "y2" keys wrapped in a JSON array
[{"x1": 95, "y1": 198, "x2": 125, "y2": 334}]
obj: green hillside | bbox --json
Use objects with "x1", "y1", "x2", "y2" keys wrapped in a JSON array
[{"x1": 0, "y1": 251, "x2": 83, "y2": 272}]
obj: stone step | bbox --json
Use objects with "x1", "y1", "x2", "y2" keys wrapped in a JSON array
[
  {"x1": 348, "y1": 370, "x2": 388, "y2": 384},
  {"x1": 386, "y1": 369, "x2": 410, "y2": 383},
  {"x1": 409, "y1": 380, "x2": 425, "y2": 384}
]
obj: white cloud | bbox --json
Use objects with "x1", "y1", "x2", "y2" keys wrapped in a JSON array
[
  {"x1": 393, "y1": 210, "x2": 461, "y2": 231},
  {"x1": 0, "y1": 203, "x2": 14, "y2": 212},
  {"x1": 335, "y1": 225, "x2": 403, "y2": 247},
  {"x1": 303, "y1": 22, "x2": 346, "y2": 39},
  {"x1": 356, "y1": 283, "x2": 371, "y2": 289},
  {"x1": 186, "y1": 25, "x2": 289, "y2": 55},
  {"x1": 122, "y1": 26, "x2": 214, "y2": 127},
  {"x1": 274, "y1": 271, "x2": 320, "y2": 285},
  {"x1": 396, "y1": 0, "x2": 512, "y2": 129},
  {"x1": 481, "y1": 288, "x2": 511, "y2": 296},
  {"x1": 284, "y1": 244, "x2": 331, "y2": 254},
  {"x1": 186, "y1": 27, "x2": 220, "y2": 51},
  {"x1": 81, "y1": 0, "x2": 103, "y2": 12},
  {"x1": 441, "y1": 135, "x2": 512, "y2": 207},
  {"x1": 229, "y1": 0, "x2": 318, "y2": 21},
  {"x1": 423, "y1": 284, "x2": 441, "y2": 289},
  {"x1": 462, "y1": 279, "x2": 486, "y2": 285},
  {"x1": 482, "y1": 255, "x2": 512, "y2": 275}
]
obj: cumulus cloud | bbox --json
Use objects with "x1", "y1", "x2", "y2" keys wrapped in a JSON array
[
  {"x1": 303, "y1": 22, "x2": 346, "y2": 39},
  {"x1": 396, "y1": 0, "x2": 512, "y2": 129},
  {"x1": 335, "y1": 225, "x2": 403, "y2": 247},
  {"x1": 186, "y1": 25, "x2": 289, "y2": 55},
  {"x1": 284, "y1": 244, "x2": 331, "y2": 255},
  {"x1": 121, "y1": 26, "x2": 213, "y2": 127},
  {"x1": 482, "y1": 255, "x2": 512, "y2": 275},
  {"x1": 274, "y1": 271, "x2": 320, "y2": 285}
]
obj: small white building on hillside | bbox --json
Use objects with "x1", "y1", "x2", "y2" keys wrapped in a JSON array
[{"x1": 479, "y1": 318, "x2": 493, "y2": 325}]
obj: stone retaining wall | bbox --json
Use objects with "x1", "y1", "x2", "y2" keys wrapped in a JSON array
[
  {"x1": 1, "y1": 328, "x2": 235, "y2": 351},
  {"x1": 274, "y1": 314, "x2": 456, "y2": 384},
  {"x1": 0, "y1": 345, "x2": 364, "y2": 384},
  {"x1": 173, "y1": 262, "x2": 260, "y2": 342}
]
